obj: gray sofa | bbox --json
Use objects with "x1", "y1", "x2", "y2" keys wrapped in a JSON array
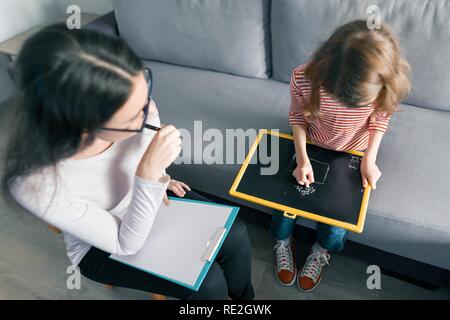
[{"x1": 11, "y1": 0, "x2": 450, "y2": 286}]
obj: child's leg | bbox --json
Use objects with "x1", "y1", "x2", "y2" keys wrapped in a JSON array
[
  {"x1": 297, "y1": 223, "x2": 348, "y2": 292},
  {"x1": 316, "y1": 223, "x2": 348, "y2": 252},
  {"x1": 269, "y1": 211, "x2": 296, "y2": 241},
  {"x1": 269, "y1": 211, "x2": 297, "y2": 286}
]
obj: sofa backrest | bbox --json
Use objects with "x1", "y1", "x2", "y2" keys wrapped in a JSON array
[
  {"x1": 271, "y1": 0, "x2": 450, "y2": 111},
  {"x1": 112, "y1": 0, "x2": 271, "y2": 79}
]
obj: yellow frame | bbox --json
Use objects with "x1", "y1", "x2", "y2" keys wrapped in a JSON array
[{"x1": 229, "y1": 129, "x2": 371, "y2": 233}]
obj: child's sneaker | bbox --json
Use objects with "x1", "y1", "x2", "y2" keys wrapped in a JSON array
[
  {"x1": 273, "y1": 239, "x2": 296, "y2": 286},
  {"x1": 297, "y1": 243, "x2": 330, "y2": 292}
]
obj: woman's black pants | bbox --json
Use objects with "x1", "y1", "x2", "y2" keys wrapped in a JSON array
[{"x1": 78, "y1": 189, "x2": 255, "y2": 300}]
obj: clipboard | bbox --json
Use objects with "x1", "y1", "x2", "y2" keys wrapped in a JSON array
[
  {"x1": 229, "y1": 130, "x2": 371, "y2": 233},
  {"x1": 109, "y1": 197, "x2": 239, "y2": 291}
]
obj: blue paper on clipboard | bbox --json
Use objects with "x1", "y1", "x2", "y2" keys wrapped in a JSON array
[{"x1": 109, "y1": 197, "x2": 239, "y2": 291}]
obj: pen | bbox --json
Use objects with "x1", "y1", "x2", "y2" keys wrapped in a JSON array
[{"x1": 144, "y1": 124, "x2": 161, "y2": 132}]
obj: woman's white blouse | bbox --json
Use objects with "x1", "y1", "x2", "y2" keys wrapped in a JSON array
[{"x1": 9, "y1": 111, "x2": 170, "y2": 266}]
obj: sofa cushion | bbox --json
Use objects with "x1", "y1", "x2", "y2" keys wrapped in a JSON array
[
  {"x1": 271, "y1": 0, "x2": 450, "y2": 112},
  {"x1": 305, "y1": 102, "x2": 450, "y2": 269},
  {"x1": 350, "y1": 103, "x2": 450, "y2": 269},
  {"x1": 145, "y1": 60, "x2": 290, "y2": 151},
  {"x1": 145, "y1": 59, "x2": 290, "y2": 212},
  {"x1": 84, "y1": 11, "x2": 119, "y2": 37},
  {"x1": 294, "y1": 104, "x2": 450, "y2": 269},
  {"x1": 299, "y1": 102, "x2": 450, "y2": 269},
  {"x1": 112, "y1": 0, "x2": 271, "y2": 79},
  {"x1": 368, "y1": 104, "x2": 450, "y2": 235}
]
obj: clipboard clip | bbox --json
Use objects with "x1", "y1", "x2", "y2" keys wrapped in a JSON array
[{"x1": 202, "y1": 227, "x2": 227, "y2": 262}]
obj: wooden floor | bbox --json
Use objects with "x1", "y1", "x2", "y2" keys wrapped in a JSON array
[{"x1": 0, "y1": 101, "x2": 449, "y2": 300}]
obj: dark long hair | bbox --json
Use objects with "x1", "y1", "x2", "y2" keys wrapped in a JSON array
[{"x1": 1, "y1": 23, "x2": 144, "y2": 207}]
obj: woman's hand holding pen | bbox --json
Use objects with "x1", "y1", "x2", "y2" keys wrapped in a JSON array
[{"x1": 136, "y1": 125, "x2": 182, "y2": 182}]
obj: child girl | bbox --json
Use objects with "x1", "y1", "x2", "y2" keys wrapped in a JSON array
[{"x1": 271, "y1": 20, "x2": 410, "y2": 292}]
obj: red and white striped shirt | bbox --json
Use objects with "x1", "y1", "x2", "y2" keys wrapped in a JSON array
[{"x1": 288, "y1": 64, "x2": 390, "y2": 152}]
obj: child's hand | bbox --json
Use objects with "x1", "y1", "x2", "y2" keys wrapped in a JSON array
[
  {"x1": 293, "y1": 161, "x2": 315, "y2": 187},
  {"x1": 163, "y1": 179, "x2": 191, "y2": 205},
  {"x1": 360, "y1": 158, "x2": 382, "y2": 190}
]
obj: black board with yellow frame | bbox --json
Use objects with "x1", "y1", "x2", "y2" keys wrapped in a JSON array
[{"x1": 229, "y1": 130, "x2": 371, "y2": 233}]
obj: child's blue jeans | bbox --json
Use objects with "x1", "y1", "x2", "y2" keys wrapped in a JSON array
[{"x1": 269, "y1": 211, "x2": 348, "y2": 252}]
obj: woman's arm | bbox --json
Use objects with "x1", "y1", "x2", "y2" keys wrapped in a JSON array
[{"x1": 9, "y1": 174, "x2": 170, "y2": 257}]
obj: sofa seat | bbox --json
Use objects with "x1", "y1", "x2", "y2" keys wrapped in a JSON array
[{"x1": 146, "y1": 60, "x2": 450, "y2": 270}]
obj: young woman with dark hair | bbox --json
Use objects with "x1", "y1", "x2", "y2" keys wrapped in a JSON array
[{"x1": 1, "y1": 24, "x2": 254, "y2": 300}]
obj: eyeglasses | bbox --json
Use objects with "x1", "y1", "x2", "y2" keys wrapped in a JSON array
[{"x1": 98, "y1": 67, "x2": 153, "y2": 133}]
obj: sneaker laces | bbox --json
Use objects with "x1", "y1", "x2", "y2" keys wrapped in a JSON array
[
  {"x1": 300, "y1": 246, "x2": 330, "y2": 282},
  {"x1": 273, "y1": 240, "x2": 294, "y2": 272}
]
